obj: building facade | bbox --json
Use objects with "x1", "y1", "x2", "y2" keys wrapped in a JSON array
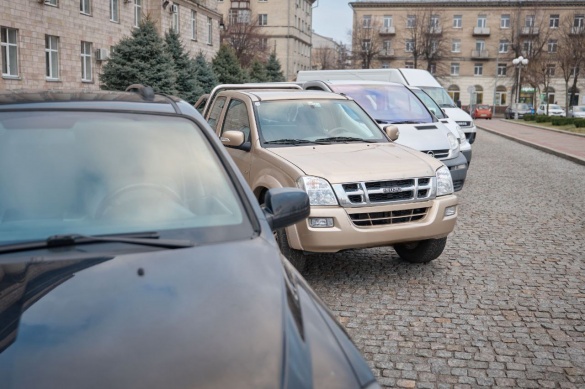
[
  {"x1": 1, "y1": 0, "x2": 222, "y2": 91},
  {"x1": 311, "y1": 32, "x2": 349, "y2": 70},
  {"x1": 217, "y1": 0, "x2": 315, "y2": 80},
  {"x1": 349, "y1": 0, "x2": 585, "y2": 109}
]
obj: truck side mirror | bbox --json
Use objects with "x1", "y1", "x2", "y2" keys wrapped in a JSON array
[
  {"x1": 220, "y1": 130, "x2": 246, "y2": 147},
  {"x1": 384, "y1": 125, "x2": 400, "y2": 141}
]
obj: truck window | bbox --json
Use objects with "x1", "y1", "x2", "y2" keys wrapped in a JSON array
[
  {"x1": 207, "y1": 96, "x2": 226, "y2": 131},
  {"x1": 222, "y1": 99, "x2": 251, "y2": 142}
]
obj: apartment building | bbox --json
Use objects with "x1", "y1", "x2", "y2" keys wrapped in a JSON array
[
  {"x1": 1, "y1": 0, "x2": 222, "y2": 91},
  {"x1": 311, "y1": 32, "x2": 349, "y2": 70},
  {"x1": 217, "y1": 0, "x2": 315, "y2": 80},
  {"x1": 349, "y1": 0, "x2": 585, "y2": 109}
]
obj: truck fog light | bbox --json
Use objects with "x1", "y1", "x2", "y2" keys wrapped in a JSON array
[
  {"x1": 444, "y1": 206, "x2": 457, "y2": 217},
  {"x1": 309, "y1": 217, "x2": 334, "y2": 228},
  {"x1": 449, "y1": 163, "x2": 467, "y2": 171}
]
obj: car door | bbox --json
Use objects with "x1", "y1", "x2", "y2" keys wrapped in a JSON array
[{"x1": 218, "y1": 98, "x2": 254, "y2": 181}]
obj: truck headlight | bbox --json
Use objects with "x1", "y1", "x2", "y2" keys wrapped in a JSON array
[
  {"x1": 297, "y1": 176, "x2": 338, "y2": 206},
  {"x1": 447, "y1": 132, "x2": 459, "y2": 153},
  {"x1": 436, "y1": 166, "x2": 454, "y2": 196}
]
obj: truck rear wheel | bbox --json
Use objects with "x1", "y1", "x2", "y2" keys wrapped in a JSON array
[
  {"x1": 275, "y1": 228, "x2": 307, "y2": 273},
  {"x1": 394, "y1": 237, "x2": 447, "y2": 263}
]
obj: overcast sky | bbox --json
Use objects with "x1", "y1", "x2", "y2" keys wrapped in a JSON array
[{"x1": 312, "y1": 0, "x2": 353, "y2": 44}]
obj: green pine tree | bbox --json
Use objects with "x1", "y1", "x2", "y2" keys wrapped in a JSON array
[
  {"x1": 164, "y1": 29, "x2": 204, "y2": 104},
  {"x1": 248, "y1": 59, "x2": 269, "y2": 83},
  {"x1": 266, "y1": 52, "x2": 285, "y2": 82},
  {"x1": 100, "y1": 17, "x2": 176, "y2": 94},
  {"x1": 193, "y1": 51, "x2": 218, "y2": 94},
  {"x1": 212, "y1": 44, "x2": 248, "y2": 84}
]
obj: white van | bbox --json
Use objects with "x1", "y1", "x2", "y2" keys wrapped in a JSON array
[{"x1": 296, "y1": 68, "x2": 477, "y2": 144}]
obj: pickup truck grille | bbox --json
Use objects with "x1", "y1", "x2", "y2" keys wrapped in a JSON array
[
  {"x1": 350, "y1": 207, "x2": 429, "y2": 227},
  {"x1": 333, "y1": 177, "x2": 434, "y2": 207},
  {"x1": 456, "y1": 121, "x2": 472, "y2": 128}
]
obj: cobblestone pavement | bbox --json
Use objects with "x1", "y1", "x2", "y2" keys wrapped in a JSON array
[{"x1": 302, "y1": 129, "x2": 585, "y2": 388}]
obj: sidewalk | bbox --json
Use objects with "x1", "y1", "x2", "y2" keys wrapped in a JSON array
[{"x1": 475, "y1": 119, "x2": 585, "y2": 166}]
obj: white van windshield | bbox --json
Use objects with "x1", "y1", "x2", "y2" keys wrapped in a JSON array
[{"x1": 420, "y1": 87, "x2": 458, "y2": 108}]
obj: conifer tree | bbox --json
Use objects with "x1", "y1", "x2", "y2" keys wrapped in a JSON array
[
  {"x1": 100, "y1": 17, "x2": 176, "y2": 93},
  {"x1": 164, "y1": 29, "x2": 204, "y2": 104},
  {"x1": 212, "y1": 44, "x2": 248, "y2": 84},
  {"x1": 248, "y1": 59, "x2": 269, "y2": 83},
  {"x1": 193, "y1": 51, "x2": 219, "y2": 94},
  {"x1": 266, "y1": 52, "x2": 285, "y2": 82}
]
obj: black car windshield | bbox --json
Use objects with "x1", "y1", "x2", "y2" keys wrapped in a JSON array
[
  {"x1": 329, "y1": 84, "x2": 434, "y2": 124},
  {"x1": 0, "y1": 111, "x2": 252, "y2": 245},
  {"x1": 256, "y1": 99, "x2": 387, "y2": 146},
  {"x1": 419, "y1": 87, "x2": 458, "y2": 109}
]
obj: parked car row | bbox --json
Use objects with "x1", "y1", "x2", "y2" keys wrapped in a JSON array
[{"x1": 504, "y1": 103, "x2": 585, "y2": 118}]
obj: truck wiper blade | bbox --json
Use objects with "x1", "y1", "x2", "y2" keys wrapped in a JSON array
[
  {"x1": 0, "y1": 232, "x2": 194, "y2": 254},
  {"x1": 264, "y1": 139, "x2": 314, "y2": 145},
  {"x1": 390, "y1": 121, "x2": 421, "y2": 124},
  {"x1": 313, "y1": 136, "x2": 375, "y2": 143}
]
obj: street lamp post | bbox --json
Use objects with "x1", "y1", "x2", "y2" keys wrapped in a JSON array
[{"x1": 512, "y1": 55, "x2": 529, "y2": 119}]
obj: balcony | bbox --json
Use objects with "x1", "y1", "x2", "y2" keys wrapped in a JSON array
[
  {"x1": 378, "y1": 49, "x2": 395, "y2": 58},
  {"x1": 472, "y1": 27, "x2": 491, "y2": 36},
  {"x1": 570, "y1": 26, "x2": 585, "y2": 35},
  {"x1": 520, "y1": 26, "x2": 539, "y2": 35},
  {"x1": 379, "y1": 26, "x2": 396, "y2": 35},
  {"x1": 471, "y1": 50, "x2": 489, "y2": 59}
]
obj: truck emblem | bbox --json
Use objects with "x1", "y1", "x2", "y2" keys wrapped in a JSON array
[
  {"x1": 383, "y1": 187, "x2": 402, "y2": 193},
  {"x1": 427, "y1": 151, "x2": 435, "y2": 157}
]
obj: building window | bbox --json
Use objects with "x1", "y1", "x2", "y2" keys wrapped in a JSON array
[
  {"x1": 171, "y1": 4, "x2": 179, "y2": 33},
  {"x1": 81, "y1": 41, "x2": 92, "y2": 82},
  {"x1": 448, "y1": 85, "x2": 460, "y2": 102},
  {"x1": 546, "y1": 64, "x2": 556, "y2": 76},
  {"x1": 80, "y1": 0, "x2": 91, "y2": 15},
  {"x1": 525, "y1": 15, "x2": 535, "y2": 27},
  {"x1": 383, "y1": 40, "x2": 391, "y2": 53},
  {"x1": 381, "y1": 62, "x2": 390, "y2": 69},
  {"x1": 45, "y1": 35, "x2": 59, "y2": 80},
  {"x1": 430, "y1": 15, "x2": 440, "y2": 28},
  {"x1": 405, "y1": 61, "x2": 414, "y2": 69},
  {"x1": 475, "y1": 39, "x2": 485, "y2": 51},
  {"x1": 499, "y1": 39, "x2": 509, "y2": 53},
  {"x1": 407, "y1": 15, "x2": 416, "y2": 28},
  {"x1": 574, "y1": 15, "x2": 585, "y2": 28},
  {"x1": 207, "y1": 17, "x2": 212, "y2": 45},
  {"x1": 495, "y1": 88, "x2": 507, "y2": 106},
  {"x1": 571, "y1": 66, "x2": 580, "y2": 77},
  {"x1": 45, "y1": 0, "x2": 57, "y2": 5},
  {"x1": 362, "y1": 15, "x2": 371, "y2": 29},
  {"x1": 361, "y1": 39, "x2": 371, "y2": 51},
  {"x1": 134, "y1": 0, "x2": 142, "y2": 27},
  {"x1": 259, "y1": 14, "x2": 268, "y2": 26},
  {"x1": 501, "y1": 14, "x2": 510, "y2": 28},
  {"x1": 497, "y1": 63, "x2": 507, "y2": 76},
  {"x1": 429, "y1": 63, "x2": 436, "y2": 74},
  {"x1": 549, "y1": 14, "x2": 559, "y2": 28},
  {"x1": 451, "y1": 63, "x2": 459, "y2": 76},
  {"x1": 453, "y1": 15, "x2": 462, "y2": 28},
  {"x1": 191, "y1": 10, "x2": 197, "y2": 40},
  {"x1": 405, "y1": 39, "x2": 414, "y2": 52},
  {"x1": 477, "y1": 15, "x2": 487, "y2": 28},
  {"x1": 474, "y1": 63, "x2": 483, "y2": 76},
  {"x1": 548, "y1": 39, "x2": 557, "y2": 53},
  {"x1": 451, "y1": 39, "x2": 461, "y2": 53},
  {"x1": 523, "y1": 40, "x2": 532, "y2": 54},
  {"x1": 383, "y1": 15, "x2": 393, "y2": 28},
  {"x1": 110, "y1": 0, "x2": 119, "y2": 22},
  {"x1": 1, "y1": 27, "x2": 18, "y2": 77},
  {"x1": 259, "y1": 38, "x2": 268, "y2": 50}
]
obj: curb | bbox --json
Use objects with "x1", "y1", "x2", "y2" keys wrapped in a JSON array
[{"x1": 499, "y1": 119, "x2": 585, "y2": 138}]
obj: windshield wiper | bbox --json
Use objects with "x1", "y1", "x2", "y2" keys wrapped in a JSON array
[
  {"x1": 0, "y1": 232, "x2": 194, "y2": 255},
  {"x1": 264, "y1": 139, "x2": 315, "y2": 145},
  {"x1": 390, "y1": 121, "x2": 422, "y2": 124},
  {"x1": 313, "y1": 136, "x2": 375, "y2": 143}
]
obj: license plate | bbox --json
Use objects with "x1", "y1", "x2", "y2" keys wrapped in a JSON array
[{"x1": 480, "y1": 114, "x2": 487, "y2": 117}]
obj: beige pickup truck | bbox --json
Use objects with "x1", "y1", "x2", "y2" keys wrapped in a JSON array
[{"x1": 203, "y1": 85, "x2": 458, "y2": 271}]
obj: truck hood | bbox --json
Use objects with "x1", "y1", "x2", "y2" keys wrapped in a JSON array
[
  {"x1": 388, "y1": 122, "x2": 451, "y2": 151},
  {"x1": 268, "y1": 142, "x2": 438, "y2": 182}
]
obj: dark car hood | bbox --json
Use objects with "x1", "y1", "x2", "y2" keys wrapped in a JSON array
[{"x1": 0, "y1": 239, "x2": 372, "y2": 389}]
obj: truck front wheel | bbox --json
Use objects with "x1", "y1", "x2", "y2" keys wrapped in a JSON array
[
  {"x1": 394, "y1": 238, "x2": 447, "y2": 263},
  {"x1": 275, "y1": 228, "x2": 307, "y2": 273}
]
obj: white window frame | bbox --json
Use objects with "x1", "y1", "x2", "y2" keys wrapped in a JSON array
[
  {"x1": 405, "y1": 39, "x2": 414, "y2": 52},
  {"x1": 407, "y1": 15, "x2": 416, "y2": 28},
  {"x1": 548, "y1": 39, "x2": 557, "y2": 53},
  {"x1": 207, "y1": 17, "x2": 212, "y2": 45},
  {"x1": 550, "y1": 14, "x2": 559, "y2": 28},
  {"x1": 574, "y1": 15, "x2": 584, "y2": 28},
  {"x1": 451, "y1": 63, "x2": 459, "y2": 76},
  {"x1": 110, "y1": 0, "x2": 119, "y2": 22},
  {"x1": 523, "y1": 40, "x2": 532, "y2": 53},
  {"x1": 45, "y1": 35, "x2": 59, "y2": 80},
  {"x1": 475, "y1": 40, "x2": 485, "y2": 51},
  {"x1": 453, "y1": 15, "x2": 462, "y2": 28},
  {"x1": 451, "y1": 39, "x2": 461, "y2": 53},
  {"x1": 546, "y1": 64, "x2": 555, "y2": 76},
  {"x1": 383, "y1": 40, "x2": 391, "y2": 51},
  {"x1": 474, "y1": 63, "x2": 483, "y2": 76},
  {"x1": 477, "y1": 15, "x2": 487, "y2": 28},
  {"x1": 497, "y1": 63, "x2": 507, "y2": 76},
  {"x1": 383, "y1": 16, "x2": 393, "y2": 28},
  {"x1": 81, "y1": 41, "x2": 92, "y2": 82},
  {"x1": 405, "y1": 61, "x2": 414, "y2": 69},
  {"x1": 499, "y1": 40, "x2": 509, "y2": 53},
  {"x1": 362, "y1": 39, "x2": 371, "y2": 51},
  {"x1": 525, "y1": 15, "x2": 535, "y2": 27},
  {"x1": 430, "y1": 15, "x2": 440, "y2": 28},
  {"x1": 134, "y1": 0, "x2": 142, "y2": 28},
  {"x1": 501, "y1": 14, "x2": 510, "y2": 28},
  {"x1": 191, "y1": 10, "x2": 197, "y2": 40},
  {"x1": 259, "y1": 14, "x2": 268, "y2": 26},
  {"x1": 80, "y1": 0, "x2": 91, "y2": 15},
  {"x1": 171, "y1": 4, "x2": 180, "y2": 33},
  {"x1": 429, "y1": 63, "x2": 436, "y2": 74},
  {"x1": 45, "y1": 0, "x2": 57, "y2": 6},
  {"x1": 362, "y1": 15, "x2": 372, "y2": 29},
  {"x1": 1, "y1": 27, "x2": 19, "y2": 77}
]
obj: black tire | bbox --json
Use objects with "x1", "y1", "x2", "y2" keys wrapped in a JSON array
[
  {"x1": 275, "y1": 228, "x2": 307, "y2": 272},
  {"x1": 394, "y1": 237, "x2": 447, "y2": 263}
]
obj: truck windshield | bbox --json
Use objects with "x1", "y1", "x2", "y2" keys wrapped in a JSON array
[
  {"x1": 329, "y1": 84, "x2": 434, "y2": 124},
  {"x1": 409, "y1": 89, "x2": 446, "y2": 119},
  {"x1": 419, "y1": 87, "x2": 458, "y2": 108}
]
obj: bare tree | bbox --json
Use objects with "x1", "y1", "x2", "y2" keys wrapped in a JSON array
[
  {"x1": 557, "y1": 13, "x2": 585, "y2": 110},
  {"x1": 221, "y1": 11, "x2": 269, "y2": 68},
  {"x1": 352, "y1": 15, "x2": 383, "y2": 69},
  {"x1": 313, "y1": 46, "x2": 337, "y2": 70}
]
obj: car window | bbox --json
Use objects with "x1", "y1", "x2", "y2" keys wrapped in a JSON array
[
  {"x1": 221, "y1": 99, "x2": 251, "y2": 142},
  {"x1": 409, "y1": 89, "x2": 446, "y2": 119},
  {"x1": 0, "y1": 111, "x2": 252, "y2": 245},
  {"x1": 207, "y1": 96, "x2": 226, "y2": 131},
  {"x1": 255, "y1": 100, "x2": 386, "y2": 144}
]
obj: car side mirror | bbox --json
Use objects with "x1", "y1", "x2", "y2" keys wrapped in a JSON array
[
  {"x1": 384, "y1": 125, "x2": 400, "y2": 141},
  {"x1": 221, "y1": 130, "x2": 247, "y2": 148},
  {"x1": 263, "y1": 188, "x2": 310, "y2": 231}
]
